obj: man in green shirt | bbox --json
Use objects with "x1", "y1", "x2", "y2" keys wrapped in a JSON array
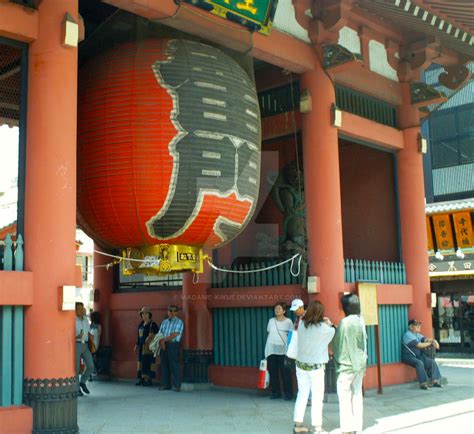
[{"x1": 332, "y1": 294, "x2": 367, "y2": 434}]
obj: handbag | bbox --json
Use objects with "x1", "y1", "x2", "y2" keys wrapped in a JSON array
[
  {"x1": 142, "y1": 321, "x2": 158, "y2": 355},
  {"x1": 283, "y1": 355, "x2": 295, "y2": 369},
  {"x1": 88, "y1": 332, "x2": 97, "y2": 354},
  {"x1": 286, "y1": 329, "x2": 298, "y2": 360}
]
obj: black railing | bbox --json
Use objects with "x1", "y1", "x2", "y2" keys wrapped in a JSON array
[
  {"x1": 258, "y1": 81, "x2": 398, "y2": 128},
  {"x1": 182, "y1": 350, "x2": 213, "y2": 383},
  {"x1": 258, "y1": 81, "x2": 300, "y2": 118},
  {"x1": 335, "y1": 85, "x2": 398, "y2": 127}
]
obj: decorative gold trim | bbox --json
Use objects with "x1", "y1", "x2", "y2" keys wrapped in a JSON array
[
  {"x1": 429, "y1": 270, "x2": 474, "y2": 278},
  {"x1": 122, "y1": 244, "x2": 203, "y2": 276}
]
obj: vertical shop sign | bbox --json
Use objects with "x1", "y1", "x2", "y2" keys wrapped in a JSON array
[
  {"x1": 452, "y1": 212, "x2": 473, "y2": 249},
  {"x1": 432, "y1": 214, "x2": 454, "y2": 251}
]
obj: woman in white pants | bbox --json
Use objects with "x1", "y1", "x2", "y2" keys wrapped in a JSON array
[{"x1": 293, "y1": 301, "x2": 335, "y2": 434}]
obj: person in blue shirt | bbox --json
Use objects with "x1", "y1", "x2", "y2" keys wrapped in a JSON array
[
  {"x1": 158, "y1": 305, "x2": 184, "y2": 392},
  {"x1": 402, "y1": 319, "x2": 443, "y2": 389}
]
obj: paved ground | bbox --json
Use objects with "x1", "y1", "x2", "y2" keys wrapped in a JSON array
[{"x1": 78, "y1": 361, "x2": 474, "y2": 434}]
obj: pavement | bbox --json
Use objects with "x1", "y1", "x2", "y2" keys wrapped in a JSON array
[{"x1": 78, "y1": 361, "x2": 474, "y2": 434}]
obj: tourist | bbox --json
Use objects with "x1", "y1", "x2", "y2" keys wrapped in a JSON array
[
  {"x1": 89, "y1": 311, "x2": 102, "y2": 376},
  {"x1": 264, "y1": 301, "x2": 294, "y2": 400},
  {"x1": 332, "y1": 294, "x2": 368, "y2": 434},
  {"x1": 292, "y1": 301, "x2": 335, "y2": 434},
  {"x1": 75, "y1": 302, "x2": 94, "y2": 396},
  {"x1": 402, "y1": 319, "x2": 443, "y2": 389},
  {"x1": 134, "y1": 306, "x2": 159, "y2": 386},
  {"x1": 158, "y1": 305, "x2": 184, "y2": 392},
  {"x1": 290, "y1": 298, "x2": 305, "y2": 329}
]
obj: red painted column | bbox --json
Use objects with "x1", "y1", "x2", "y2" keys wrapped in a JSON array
[
  {"x1": 301, "y1": 61, "x2": 345, "y2": 322},
  {"x1": 182, "y1": 267, "x2": 212, "y2": 350},
  {"x1": 93, "y1": 246, "x2": 114, "y2": 346},
  {"x1": 22, "y1": 0, "x2": 78, "y2": 430},
  {"x1": 397, "y1": 82, "x2": 432, "y2": 329},
  {"x1": 24, "y1": 0, "x2": 78, "y2": 380}
]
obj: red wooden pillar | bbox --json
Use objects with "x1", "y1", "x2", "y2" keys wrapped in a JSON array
[
  {"x1": 397, "y1": 82, "x2": 432, "y2": 328},
  {"x1": 23, "y1": 0, "x2": 79, "y2": 431},
  {"x1": 93, "y1": 246, "x2": 114, "y2": 345},
  {"x1": 182, "y1": 267, "x2": 213, "y2": 350},
  {"x1": 301, "y1": 61, "x2": 345, "y2": 322}
]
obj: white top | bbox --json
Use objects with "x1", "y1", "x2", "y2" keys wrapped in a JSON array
[
  {"x1": 90, "y1": 324, "x2": 102, "y2": 350},
  {"x1": 296, "y1": 321, "x2": 335, "y2": 364},
  {"x1": 75, "y1": 316, "x2": 90, "y2": 343},
  {"x1": 264, "y1": 317, "x2": 294, "y2": 358}
]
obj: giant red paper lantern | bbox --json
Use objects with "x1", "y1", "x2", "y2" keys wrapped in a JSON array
[{"x1": 77, "y1": 39, "x2": 261, "y2": 271}]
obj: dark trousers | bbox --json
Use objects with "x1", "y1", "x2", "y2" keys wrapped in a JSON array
[
  {"x1": 267, "y1": 354, "x2": 293, "y2": 398},
  {"x1": 137, "y1": 350, "x2": 156, "y2": 380},
  {"x1": 161, "y1": 342, "x2": 181, "y2": 388},
  {"x1": 402, "y1": 352, "x2": 441, "y2": 384}
]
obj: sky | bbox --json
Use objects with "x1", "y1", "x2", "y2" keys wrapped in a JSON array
[{"x1": 0, "y1": 124, "x2": 19, "y2": 228}]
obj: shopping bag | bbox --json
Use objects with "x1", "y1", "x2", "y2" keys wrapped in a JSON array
[
  {"x1": 286, "y1": 330, "x2": 298, "y2": 360},
  {"x1": 258, "y1": 359, "x2": 270, "y2": 389}
]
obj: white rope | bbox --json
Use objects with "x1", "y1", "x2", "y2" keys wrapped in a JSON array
[
  {"x1": 94, "y1": 249, "x2": 145, "y2": 263},
  {"x1": 207, "y1": 253, "x2": 301, "y2": 276},
  {"x1": 79, "y1": 262, "x2": 118, "y2": 271},
  {"x1": 290, "y1": 254, "x2": 302, "y2": 277},
  {"x1": 94, "y1": 249, "x2": 303, "y2": 277},
  {"x1": 192, "y1": 272, "x2": 199, "y2": 284}
]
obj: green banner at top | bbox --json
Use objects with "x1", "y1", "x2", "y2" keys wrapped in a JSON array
[{"x1": 183, "y1": 0, "x2": 278, "y2": 35}]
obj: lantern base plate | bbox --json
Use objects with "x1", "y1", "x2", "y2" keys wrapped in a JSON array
[{"x1": 122, "y1": 244, "x2": 203, "y2": 275}]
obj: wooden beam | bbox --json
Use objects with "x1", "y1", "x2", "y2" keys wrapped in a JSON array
[
  {"x1": 0, "y1": 2, "x2": 38, "y2": 42},
  {"x1": 339, "y1": 111, "x2": 405, "y2": 151},
  {"x1": 105, "y1": 0, "x2": 317, "y2": 73}
]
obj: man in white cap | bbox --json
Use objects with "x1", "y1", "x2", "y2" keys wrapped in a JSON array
[
  {"x1": 290, "y1": 298, "x2": 305, "y2": 330},
  {"x1": 290, "y1": 298, "x2": 311, "y2": 406}
]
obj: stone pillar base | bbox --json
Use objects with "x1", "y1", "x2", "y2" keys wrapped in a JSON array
[
  {"x1": 182, "y1": 350, "x2": 213, "y2": 383},
  {"x1": 24, "y1": 377, "x2": 78, "y2": 433}
]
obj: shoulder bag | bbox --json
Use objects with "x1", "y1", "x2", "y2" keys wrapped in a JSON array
[{"x1": 274, "y1": 319, "x2": 296, "y2": 368}]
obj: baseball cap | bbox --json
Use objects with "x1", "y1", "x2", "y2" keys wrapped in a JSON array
[
  {"x1": 408, "y1": 319, "x2": 421, "y2": 326},
  {"x1": 290, "y1": 299, "x2": 304, "y2": 311}
]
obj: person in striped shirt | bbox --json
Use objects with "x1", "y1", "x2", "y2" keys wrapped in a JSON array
[{"x1": 158, "y1": 305, "x2": 184, "y2": 392}]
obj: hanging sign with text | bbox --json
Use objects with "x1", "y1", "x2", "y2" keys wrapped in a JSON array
[
  {"x1": 432, "y1": 214, "x2": 454, "y2": 251},
  {"x1": 357, "y1": 282, "x2": 379, "y2": 326},
  {"x1": 183, "y1": 0, "x2": 278, "y2": 35},
  {"x1": 452, "y1": 212, "x2": 473, "y2": 249}
]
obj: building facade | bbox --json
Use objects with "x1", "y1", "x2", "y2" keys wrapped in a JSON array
[
  {"x1": 0, "y1": 0, "x2": 473, "y2": 432},
  {"x1": 423, "y1": 64, "x2": 474, "y2": 353}
]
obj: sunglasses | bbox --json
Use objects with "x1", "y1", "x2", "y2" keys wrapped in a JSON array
[{"x1": 168, "y1": 309, "x2": 178, "y2": 313}]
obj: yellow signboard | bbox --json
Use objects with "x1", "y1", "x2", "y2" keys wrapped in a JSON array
[
  {"x1": 452, "y1": 212, "x2": 473, "y2": 249},
  {"x1": 357, "y1": 283, "x2": 378, "y2": 326},
  {"x1": 432, "y1": 214, "x2": 454, "y2": 251}
]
